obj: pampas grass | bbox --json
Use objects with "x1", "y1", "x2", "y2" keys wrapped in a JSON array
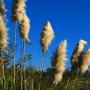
[
  {"x1": 19, "y1": 14, "x2": 31, "y2": 43},
  {"x1": 0, "y1": 13, "x2": 7, "y2": 90},
  {"x1": 12, "y1": 0, "x2": 31, "y2": 43},
  {"x1": 0, "y1": 15, "x2": 7, "y2": 50},
  {"x1": 0, "y1": 1, "x2": 7, "y2": 89},
  {"x1": 1, "y1": 0, "x2": 90, "y2": 89},
  {"x1": 39, "y1": 21, "x2": 55, "y2": 90},
  {"x1": 12, "y1": 0, "x2": 30, "y2": 89},
  {"x1": 12, "y1": 0, "x2": 26, "y2": 22},
  {"x1": 40, "y1": 21, "x2": 55, "y2": 72},
  {"x1": 80, "y1": 48, "x2": 90, "y2": 74},
  {"x1": 71, "y1": 40, "x2": 87, "y2": 72},
  {"x1": 40, "y1": 21, "x2": 55, "y2": 52},
  {"x1": 52, "y1": 40, "x2": 67, "y2": 85}
]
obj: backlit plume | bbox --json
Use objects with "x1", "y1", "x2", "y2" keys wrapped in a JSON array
[
  {"x1": 52, "y1": 40, "x2": 67, "y2": 85},
  {"x1": 0, "y1": 15, "x2": 8, "y2": 50},
  {"x1": 40, "y1": 21, "x2": 55, "y2": 52},
  {"x1": 19, "y1": 14, "x2": 31, "y2": 43},
  {"x1": 12, "y1": 0, "x2": 26, "y2": 22},
  {"x1": 71, "y1": 40, "x2": 87, "y2": 71},
  {"x1": 80, "y1": 48, "x2": 90, "y2": 74}
]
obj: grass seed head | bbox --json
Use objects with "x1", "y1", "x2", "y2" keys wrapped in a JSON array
[
  {"x1": 19, "y1": 14, "x2": 31, "y2": 43},
  {"x1": 71, "y1": 40, "x2": 87, "y2": 70},
  {"x1": 81, "y1": 48, "x2": 90, "y2": 74},
  {"x1": 0, "y1": 15, "x2": 8, "y2": 50},
  {"x1": 40, "y1": 21, "x2": 55, "y2": 52},
  {"x1": 52, "y1": 40, "x2": 67, "y2": 85},
  {"x1": 12, "y1": 0, "x2": 26, "y2": 22}
]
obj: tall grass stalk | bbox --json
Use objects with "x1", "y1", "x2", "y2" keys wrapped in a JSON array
[
  {"x1": 31, "y1": 79, "x2": 34, "y2": 90},
  {"x1": 72, "y1": 71, "x2": 79, "y2": 89},
  {"x1": 12, "y1": 0, "x2": 30, "y2": 89},
  {"x1": 20, "y1": 39, "x2": 23, "y2": 90},
  {"x1": 2, "y1": 58, "x2": 5, "y2": 90},
  {"x1": 40, "y1": 21, "x2": 55, "y2": 72},
  {"x1": 0, "y1": 13, "x2": 7, "y2": 89},
  {"x1": 38, "y1": 83, "x2": 41, "y2": 90},
  {"x1": 13, "y1": 22, "x2": 17, "y2": 90},
  {"x1": 41, "y1": 51, "x2": 44, "y2": 75},
  {"x1": 65, "y1": 76, "x2": 70, "y2": 90},
  {"x1": 39, "y1": 21, "x2": 55, "y2": 90},
  {"x1": 23, "y1": 41, "x2": 27, "y2": 90},
  {"x1": 24, "y1": 67, "x2": 27, "y2": 90}
]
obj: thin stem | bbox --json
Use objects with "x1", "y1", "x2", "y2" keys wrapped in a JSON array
[
  {"x1": 20, "y1": 39, "x2": 23, "y2": 90},
  {"x1": 39, "y1": 51, "x2": 45, "y2": 90},
  {"x1": 40, "y1": 51, "x2": 45, "y2": 80},
  {"x1": 24, "y1": 67, "x2": 26, "y2": 90},
  {"x1": 0, "y1": 0, "x2": 6, "y2": 89},
  {"x1": 23, "y1": 42, "x2": 26, "y2": 90},
  {"x1": 38, "y1": 82, "x2": 41, "y2": 90},
  {"x1": 72, "y1": 72, "x2": 79, "y2": 89},
  {"x1": 65, "y1": 76, "x2": 70, "y2": 90},
  {"x1": 13, "y1": 22, "x2": 17, "y2": 89},
  {"x1": 2, "y1": 58, "x2": 5, "y2": 90},
  {"x1": 41, "y1": 51, "x2": 44, "y2": 73},
  {"x1": 31, "y1": 79, "x2": 34, "y2": 90}
]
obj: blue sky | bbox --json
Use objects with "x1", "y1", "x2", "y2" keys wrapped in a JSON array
[{"x1": 5, "y1": 0, "x2": 90, "y2": 70}]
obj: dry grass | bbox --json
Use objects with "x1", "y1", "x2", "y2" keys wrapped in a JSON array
[
  {"x1": 52, "y1": 40, "x2": 67, "y2": 85},
  {"x1": 0, "y1": 15, "x2": 7, "y2": 50},
  {"x1": 19, "y1": 14, "x2": 31, "y2": 43},
  {"x1": 12, "y1": 0, "x2": 26, "y2": 22},
  {"x1": 80, "y1": 48, "x2": 90, "y2": 74},
  {"x1": 71, "y1": 40, "x2": 87, "y2": 71},
  {"x1": 40, "y1": 21, "x2": 55, "y2": 52}
]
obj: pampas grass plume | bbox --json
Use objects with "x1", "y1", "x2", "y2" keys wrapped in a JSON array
[
  {"x1": 12, "y1": 0, "x2": 26, "y2": 22},
  {"x1": 80, "y1": 48, "x2": 90, "y2": 74},
  {"x1": 52, "y1": 40, "x2": 67, "y2": 85},
  {"x1": 19, "y1": 14, "x2": 30, "y2": 43},
  {"x1": 40, "y1": 21, "x2": 55, "y2": 52},
  {"x1": 71, "y1": 40, "x2": 87, "y2": 68},
  {"x1": 0, "y1": 15, "x2": 8, "y2": 49}
]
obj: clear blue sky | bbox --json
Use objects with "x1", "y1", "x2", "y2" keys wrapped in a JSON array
[{"x1": 5, "y1": 0, "x2": 90, "y2": 70}]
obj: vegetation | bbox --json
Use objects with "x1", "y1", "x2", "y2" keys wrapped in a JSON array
[
  {"x1": 0, "y1": 66, "x2": 90, "y2": 90},
  {"x1": 0, "y1": 0, "x2": 90, "y2": 90}
]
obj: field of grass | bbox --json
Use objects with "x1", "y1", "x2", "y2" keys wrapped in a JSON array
[
  {"x1": 0, "y1": 0, "x2": 90, "y2": 90},
  {"x1": 0, "y1": 67, "x2": 90, "y2": 90}
]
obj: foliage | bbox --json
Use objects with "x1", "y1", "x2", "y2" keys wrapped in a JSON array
[{"x1": 0, "y1": 67, "x2": 90, "y2": 90}]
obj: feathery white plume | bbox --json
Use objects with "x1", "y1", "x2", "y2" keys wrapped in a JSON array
[
  {"x1": 80, "y1": 48, "x2": 90, "y2": 74},
  {"x1": 52, "y1": 40, "x2": 67, "y2": 85},
  {"x1": 12, "y1": 0, "x2": 26, "y2": 22},
  {"x1": 40, "y1": 21, "x2": 55, "y2": 52},
  {"x1": 19, "y1": 14, "x2": 31, "y2": 43},
  {"x1": 0, "y1": 15, "x2": 8, "y2": 50},
  {"x1": 71, "y1": 40, "x2": 87, "y2": 71}
]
